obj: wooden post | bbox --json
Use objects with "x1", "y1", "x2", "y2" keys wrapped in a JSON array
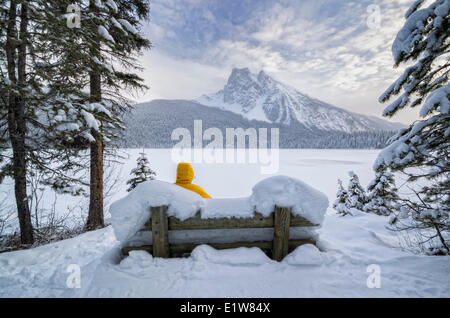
[
  {"x1": 151, "y1": 206, "x2": 169, "y2": 258},
  {"x1": 272, "y1": 206, "x2": 291, "y2": 261}
]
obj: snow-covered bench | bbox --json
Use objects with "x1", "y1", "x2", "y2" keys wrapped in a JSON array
[{"x1": 111, "y1": 176, "x2": 329, "y2": 261}]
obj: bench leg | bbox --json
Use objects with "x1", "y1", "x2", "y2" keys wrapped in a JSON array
[
  {"x1": 151, "y1": 206, "x2": 169, "y2": 258},
  {"x1": 272, "y1": 206, "x2": 291, "y2": 261}
]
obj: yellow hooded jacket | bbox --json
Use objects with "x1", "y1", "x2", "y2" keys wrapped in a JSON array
[{"x1": 174, "y1": 163, "x2": 212, "y2": 199}]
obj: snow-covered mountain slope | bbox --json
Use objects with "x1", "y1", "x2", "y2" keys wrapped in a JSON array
[{"x1": 196, "y1": 68, "x2": 404, "y2": 133}]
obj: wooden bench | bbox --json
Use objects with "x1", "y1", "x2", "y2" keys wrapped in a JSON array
[{"x1": 122, "y1": 205, "x2": 319, "y2": 261}]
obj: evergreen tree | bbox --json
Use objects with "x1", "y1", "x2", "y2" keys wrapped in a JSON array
[
  {"x1": 38, "y1": 0, "x2": 151, "y2": 230},
  {"x1": 333, "y1": 179, "x2": 352, "y2": 216},
  {"x1": 346, "y1": 171, "x2": 367, "y2": 211},
  {"x1": 1, "y1": 0, "x2": 97, "y2": 244},
  {"x1": 1, "y1": 0, "x2": 34, "y2": 244},
  {"x1": 364, "y1": 166, "x2": 400, "y2": 216},
  {"x1": 377, "y1": 0, "x2": 449, "y2": 254},
  {"x1": 84, "y1": 0, "x2": 150, "y2": 231},
  {"x1": 127, "y1": 151, "x2": 156, "y2": 192},
  {"x1": 0, "y1": 0, "x2": 151, "y2": 242}
]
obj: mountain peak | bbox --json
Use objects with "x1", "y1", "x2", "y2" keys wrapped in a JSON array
[
  {"x1": 227, "y1": 68, "x2": 273, "y2": 84},
  {"x1": 227, "y1": 67, "x2": 255, "y2": 85},
  {"x1": 223, "y1": 68, "x2": 262, "y2": 108},
  {"x1": 196, "y1": 67, "x2": 404, "y2": 133},
  {"x1": 230, "y1": 67, "x2": 251, "y2": 75}
]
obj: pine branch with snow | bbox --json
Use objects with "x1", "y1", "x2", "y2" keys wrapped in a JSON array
[
  {"x1": 377, "y1": 0, "x2": 449, "y2": 254},
  {"x1": 364, "y1": 166, "x2": 400, "y2": 216}
]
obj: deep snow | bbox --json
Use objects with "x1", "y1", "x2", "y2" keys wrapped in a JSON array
[
  {"x1": 1, "y1": 211, "x2": 448, "y2": 297},
  {"x1": 0, "y1": 149, "x2": 449, "y2": 297}
]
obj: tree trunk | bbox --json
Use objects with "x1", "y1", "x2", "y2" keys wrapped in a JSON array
[
  {"x1": 85, "y1": 12, "x2": 104, "y2": 230},
  {"x1": 86, "y1": 123, "x2": 104, "y2": 230},
  {"x1": 6, "y1": 0, "x2": 34, "y2": 245}
]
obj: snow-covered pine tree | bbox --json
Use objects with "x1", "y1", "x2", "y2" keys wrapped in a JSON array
[
  {"x1": 333, "y1": 179, "x2": 352, "y2": 216},
  {"x1": 0, "y1": 0, "x2": 151, "y2": 242},
  {"x1": 0, "y1": 0, "x2": 103, "y2": 244},
  {"x1": 346, "y1": 171, "x2": 367, "y2": 211},
  {"x1": 364, "y1": 166, "x2": 399, "y2": 216},
  {"x1": 40, "y1": 0, "x2": 151, "y2": 230},
  {"x1": 127, "y1": 151, "x2": 156, "y2": 192},
  {"x1": 1, "y1": 0, "x2": 35, "y2": 244},
  {"x1": 87, "y1": 0, "x2": 150, "y2": 231},
  {"x1": 376, "y1": 0, "x2": 449, "y2": 254}
]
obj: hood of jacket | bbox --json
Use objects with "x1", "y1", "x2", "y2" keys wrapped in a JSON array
[{"x1": 176, "y1": 162, "x2": 194, "y2": 184}]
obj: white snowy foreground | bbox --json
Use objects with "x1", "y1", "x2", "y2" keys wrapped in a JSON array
[
  {"x1": 0, "y1": 210, "x2": 449, "y2": 297},
  {"x1": 0, "y1": 149, "x2": 449, "y2": 297}
]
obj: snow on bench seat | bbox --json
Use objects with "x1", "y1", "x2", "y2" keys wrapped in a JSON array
[
  {"x1": 250, "y1": 176, "x2": 328, "y2": 225},
  {"x1": 110, "y1": 176, "x2": 329, "y2": 243}
]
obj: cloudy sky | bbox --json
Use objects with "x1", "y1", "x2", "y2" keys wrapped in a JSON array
[{"x1": 136, "y1": 0, "x2": 419, "y2": 124}]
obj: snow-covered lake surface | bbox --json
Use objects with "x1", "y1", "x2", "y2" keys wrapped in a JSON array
[{"x1": 0, "y1": 149, "x2": 449, "y2": 297}]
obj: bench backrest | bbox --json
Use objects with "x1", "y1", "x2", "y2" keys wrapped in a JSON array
[{"x1": 122, "y1": 205, "x2": 318, "y2": 261}]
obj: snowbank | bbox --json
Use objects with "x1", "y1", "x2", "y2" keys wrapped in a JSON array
[
  {"x1": 191, "y1": 245, "x2": 271, "y2": 266},
  {"x1": 283, "y1": 244, "x2": 328, "y2": 266},
  {"x1": 110, "y1": 176, "x2": 328, "y2": 243}
]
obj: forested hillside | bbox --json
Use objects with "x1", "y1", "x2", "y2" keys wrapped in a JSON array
[{"x1": 116, "y1": 100, "x2": 397, "y2": 149}]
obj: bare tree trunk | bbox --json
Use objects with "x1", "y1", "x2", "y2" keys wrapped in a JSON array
[
  {"x1": 6, "y1": 0, "x2": 34, "y2": 244},
  {"x1": 85, "y1": 2, "x2": 104, "y2": 230},
  {"x1": 85, "y1": 73, "x2": 104, "y2": 231}
]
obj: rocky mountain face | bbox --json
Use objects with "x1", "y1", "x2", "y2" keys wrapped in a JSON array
[
  {"x1": 117, "y1": 67, "x2": 403, "y2": 148},
  {"x1": 196, "y1": 68, "x2": 403, "y2": 133}
]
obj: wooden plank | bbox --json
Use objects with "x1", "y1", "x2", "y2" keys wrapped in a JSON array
[
  {"x1": 122, "y1": 239, "x2": 316, "y2": 257},
  {"x1": 151, "y1": 206, "x2": 169, "y2": 258},
  {"x1": 272, "y1": 206, "x2": 291, "y2": 261},
  {"x1": 142, "y1": 210, "x2": 317, "y2": 231}
]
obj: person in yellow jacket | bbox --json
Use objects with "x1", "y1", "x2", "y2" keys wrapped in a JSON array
[{"x1": 174, "y1": 162, "x2": 212, "y2": 199}]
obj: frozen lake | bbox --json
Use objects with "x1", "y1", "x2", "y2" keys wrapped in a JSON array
[
  {"x1": 114, "y1": 148, "x2": 381, "y2": 200},
  {"x1": 0, "y1": 149, "x2": 384, "y2": 233}
]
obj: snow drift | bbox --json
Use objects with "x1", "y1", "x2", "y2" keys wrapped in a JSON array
[{"x1": 250, "y1": 176, "x2": 328, "y2": 224}]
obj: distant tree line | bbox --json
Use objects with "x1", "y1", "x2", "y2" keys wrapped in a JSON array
[{"x1": 115, "y1": 100, "x2": 397, "y2": 149}]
